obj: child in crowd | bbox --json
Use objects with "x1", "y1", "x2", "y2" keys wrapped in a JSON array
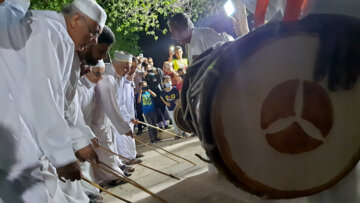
[
  {"x1": 177, "y1": 67, "x2": 185, "y2": 79},
  {"x1": 160, "y1": 76, "x2": 185, "y2": 137},
  {"x1": 137, "y1": 81, "x2": 160, "y2": 143},
  {"x1": 163, "y1": 61, "x2": 183, "y2": 91}
]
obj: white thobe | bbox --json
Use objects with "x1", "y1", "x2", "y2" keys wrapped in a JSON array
[
  {"x1": 60, "y1": 55, "x2": 92, "y2": 203},
  {"x1": 76, "y1": 76, "x2": 100, "y2": 196},
  {"x1": 115, "y1": 76, "x2": 137, "y2": 160},
  {"x1": 0, "y1": 10, "x2": 82, "y2": 202},
  {"x1": 91, "y1": 74, "x2": 131, "y2": 183},
  {"x1": 65, "y1": 53, "x2": 94, "y2": 151},
  {"x1": 0, "y1": 10, "x2": 79, "y2": 168},
  {"x1": 0, "y1": 12, "x2": 74, "y2": 202},
  {"x1": 0, "y1": 0, "x2": 30, "y2": 26},
  {"x1": 0, "y1": 75, "x2": 67, "y2": 203},
  {"x1": 185, "y1": 27, "x2": 234, "y2": 64},
  {"x1": 1, "y1": 5, "x2": 81, "y2": 203}
]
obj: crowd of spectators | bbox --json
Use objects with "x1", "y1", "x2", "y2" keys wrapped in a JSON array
[{"x1": 134, "y1": 46, "x2": 188, "y2": 142}]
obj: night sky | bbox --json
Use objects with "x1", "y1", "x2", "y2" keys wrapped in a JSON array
[{"x1": 138, "y1": 11, "x2": 237, "y2": 68}]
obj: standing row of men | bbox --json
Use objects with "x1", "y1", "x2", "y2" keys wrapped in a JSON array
[{"x1": 0, "y1": 0, "x2": 142, "y2": 202}]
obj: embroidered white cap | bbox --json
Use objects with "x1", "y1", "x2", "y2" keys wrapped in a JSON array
[
  {"x1": 72, "y1": 0, "x2": 107, "y2": 28},
  {"x1": 114, "y1": 51, "x2": 133, "y2": 63},
  {"x1": 93, "y1": 59, "x2": 105, "y2": 68}
]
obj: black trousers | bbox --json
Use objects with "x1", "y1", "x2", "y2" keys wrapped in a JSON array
[
  {"x1": 135, "y1": 94, "x2": 145, "y2": 131},
  {"x1": 144, "y1": 111, "x2": 158, "y2": 141}
]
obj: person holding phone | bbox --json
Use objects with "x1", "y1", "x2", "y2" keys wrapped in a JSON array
[{"x1": 169, "y1": 46, "x2": 188, "y2": 71}]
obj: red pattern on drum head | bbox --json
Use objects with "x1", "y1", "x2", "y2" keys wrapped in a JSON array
[{"x1": 261, "y1": 80, "x2": 333, "y2": 154}]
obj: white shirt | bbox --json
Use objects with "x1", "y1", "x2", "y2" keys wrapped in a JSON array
[
  {"x1": 186, "y1": 27, "x2": 234, "y2": 64},
  {"x1": 0, "y1": 10, "x2": 79, "y2": 167}
]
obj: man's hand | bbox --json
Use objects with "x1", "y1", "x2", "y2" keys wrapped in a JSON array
[
  {"x1": 56, "y1": 161, "x2": 82, "y2": 181},
  {"x1": 91, "y1": 138, "x2": 99, "y2": 147},
  {"x1": 75, "y1": 144, "x2": 99, "y2": 163},
  {"x1": 131, "y1": 119, "x2": 139, "y2": 125},
  {"x1": 125, "y1": 130, "x2": 134, "y2": 138},
  {"x1": 293, "y1": 14, "x2": 360, "y2": 91}
]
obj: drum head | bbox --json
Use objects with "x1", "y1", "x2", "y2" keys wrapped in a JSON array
[{"x1": 200, "y1": 23, "x2": 360, "y2": 198}]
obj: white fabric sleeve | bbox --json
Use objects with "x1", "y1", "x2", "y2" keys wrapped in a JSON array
[
  {"x1": 65, "y1": 90, "x2": 93, "y2": 151},
  {"x1": 119, "y1": 104, "x2": 132, "y2": 123},
  {"x1": 97, "y1": 77, "x2": 131, "y2": 134},
  {"x1": 118, "y1": 84, "x2": 133, "y2": 122},
  {"x1": 0, "y1": 0, "x2": 30, "y2": 26},
  {"x1": 200, "y1": 28, "x2": 233, "y2": 50}
]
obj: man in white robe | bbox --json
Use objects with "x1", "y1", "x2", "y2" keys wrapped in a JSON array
[
  {"x1": 0, "y1": 0, "x2": 106, "y2": 201},
  {"x1": 0, "y1": 73, "x2": 68, "y2": 203},
  {"x1": 91, "y1": 52, "x2": 134, "y2": 184},
  {"x1": 76, "y1": 61, "x2": 106, "y2": 202},
  {"x1": 115, "y1": 58, "x2": 140, "y2": 162},
  {"x1": 167, "y1": 13, "x2": 234, "y2": 64},
  {"x1": 0, "y1": 1, "x2": 68, "y2": 202},
  {"x1": 60, "y1": 1, "x2": 107, "y2": 202},
  {"x1": 70, "y1": 26, "x2": 116, "y2": 201}
]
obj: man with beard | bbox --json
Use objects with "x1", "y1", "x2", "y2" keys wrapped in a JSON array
[{"x1": 66, "y1": 25, "x2": 116, "y2": 201}]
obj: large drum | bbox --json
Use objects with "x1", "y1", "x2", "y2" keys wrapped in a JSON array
[{"x1": 181, "y1": 18, "x2": 360, "y2": 198}]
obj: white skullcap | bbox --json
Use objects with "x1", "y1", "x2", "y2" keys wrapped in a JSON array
[
  {"x1": 93, "y1": 59, "x2": 105, "y2": 68},
  {"x1": 72, "y1": 0, "x2": 107, "y2": 28},
  {"x1": 114, "y1": 51, "x2": 133, "y2": 63}
]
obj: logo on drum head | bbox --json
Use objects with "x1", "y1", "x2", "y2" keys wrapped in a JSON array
[{"x1": 260, "y1": 79, "x2": 333, "y2": 154}]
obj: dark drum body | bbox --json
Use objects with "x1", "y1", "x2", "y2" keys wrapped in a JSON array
[
  {"x1": 173, "y1": 104, "x2": 193, "y2": 133},
  {"x1": 181, "y1": 19, "x2": 360, "y2": 199}
]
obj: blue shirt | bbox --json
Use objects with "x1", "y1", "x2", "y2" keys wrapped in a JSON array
[
  {"x1": 161, "y1": 87, "x2": 179, "y2": 111},
  {"x1": 141, "y1": 91, "x2": 155, "y2": 114}
]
